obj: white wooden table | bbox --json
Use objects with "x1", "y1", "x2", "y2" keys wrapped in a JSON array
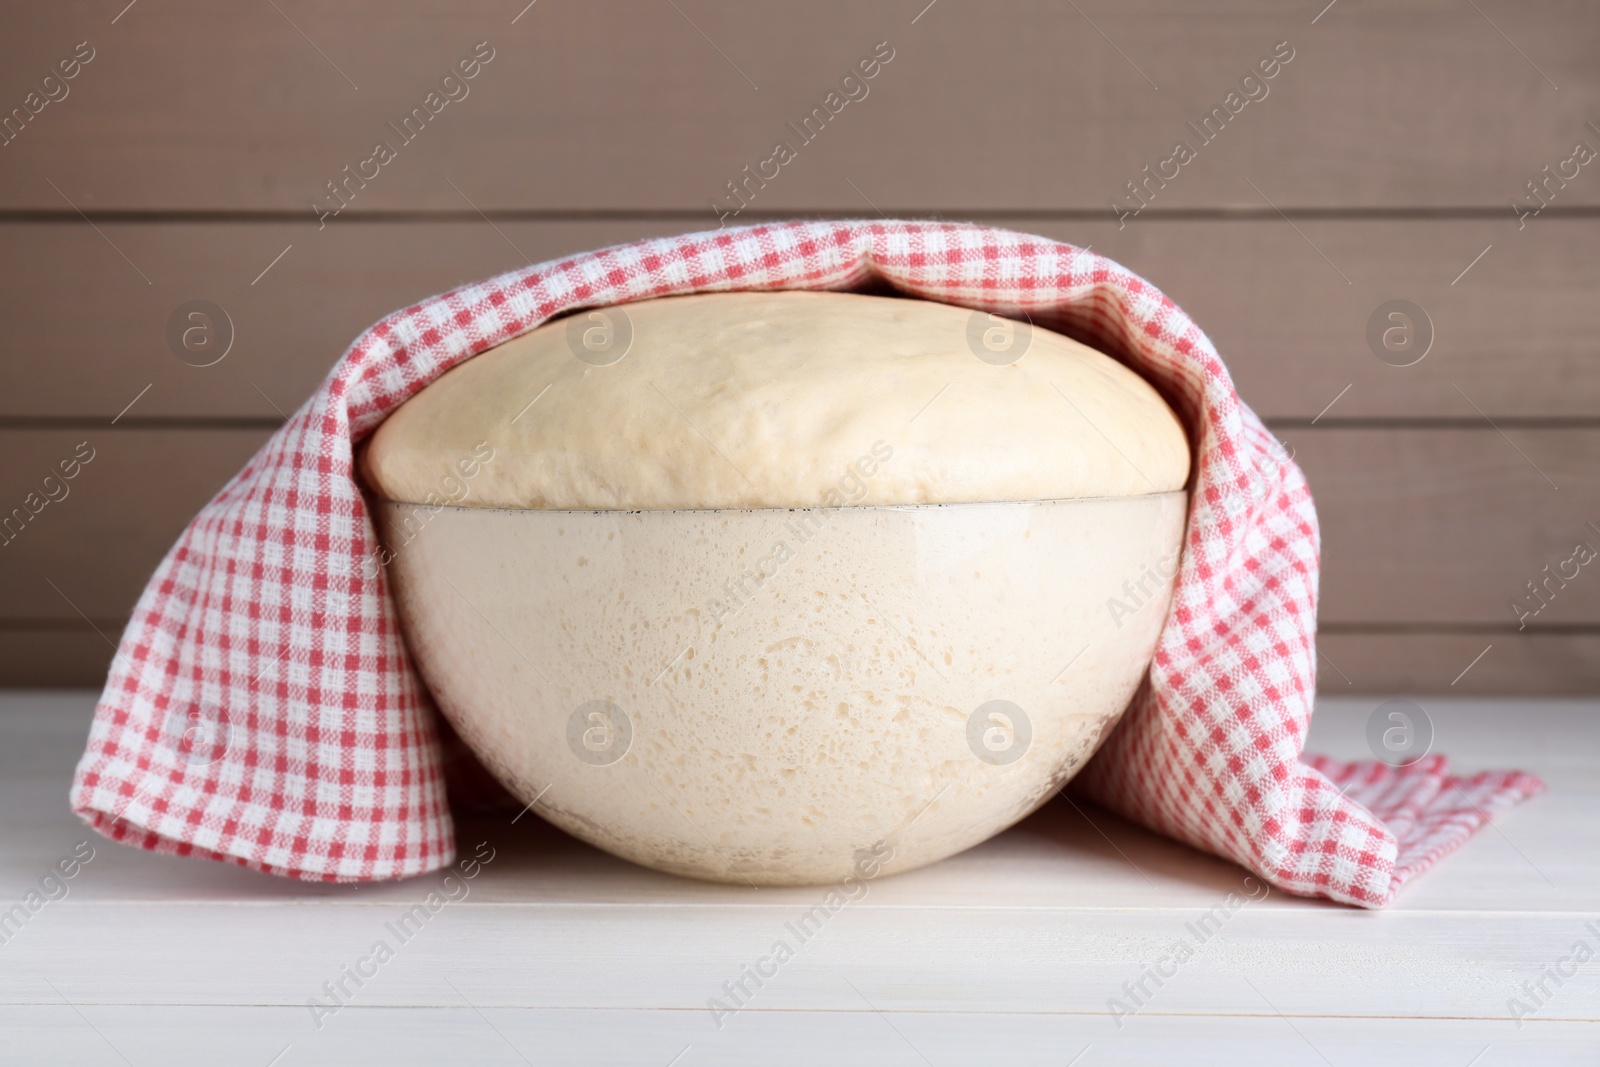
[{"x1": 1, "y1": 692, "x2": 1595, "y2": 1065}]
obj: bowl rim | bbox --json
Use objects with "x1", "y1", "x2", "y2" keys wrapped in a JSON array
[{"x1": 372, "y1": 489, "x2": 1190, "y2": 517}]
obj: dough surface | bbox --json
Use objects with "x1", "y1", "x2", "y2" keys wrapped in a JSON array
[{"x1": 362, "y1": 291, "x2": 1190, "y2": 510}]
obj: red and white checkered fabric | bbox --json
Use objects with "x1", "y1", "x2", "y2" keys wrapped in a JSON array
[{"x1": 71, "y1": 220, "x2": 1543, "y2": 905}]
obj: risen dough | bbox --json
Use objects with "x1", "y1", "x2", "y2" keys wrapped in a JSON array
[{"x1": 362, "y1": 291, "x2": 1189, "y2": 510}]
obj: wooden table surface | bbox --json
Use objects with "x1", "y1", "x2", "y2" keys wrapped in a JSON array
[{"x1": 1, "y1": 691, "x2": 1595, "y2": 1064}]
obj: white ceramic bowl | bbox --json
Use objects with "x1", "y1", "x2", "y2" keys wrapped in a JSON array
[{"x1": 379, "y1": 491, "x2": 1186, "y2": 885}]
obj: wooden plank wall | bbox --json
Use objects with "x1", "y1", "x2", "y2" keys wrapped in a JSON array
[{"x1": 1, "y1": 1, "x2": 1596, "y2": 692}]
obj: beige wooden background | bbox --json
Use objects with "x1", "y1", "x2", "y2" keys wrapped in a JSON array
[{"x1": 1, "y1": 0, "x2": 1596, "y2": 692}]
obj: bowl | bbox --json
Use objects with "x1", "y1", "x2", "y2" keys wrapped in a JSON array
[{"x1": 377, "y1": 489, "x2": 1186, "y2": 884}]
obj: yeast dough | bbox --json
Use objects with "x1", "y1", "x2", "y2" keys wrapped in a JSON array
[{"x1": 362, "y1": 291, "x2": 1190, "y2": 510}]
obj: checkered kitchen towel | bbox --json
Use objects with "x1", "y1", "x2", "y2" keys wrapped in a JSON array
[{"x1": 71, "y1": 221, "x2": 1543, "y2": 906}]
